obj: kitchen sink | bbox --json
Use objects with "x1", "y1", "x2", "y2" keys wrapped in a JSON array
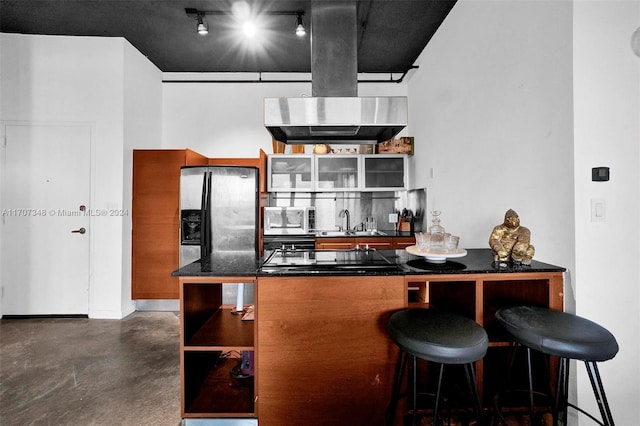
[
  {"x1": 316, "y1": 230, "x2": 387, "y2": 237},
  {"x1": 317, "y1": 230, "x2": 351, "y2": 237},
  {"x1": 351, "y1": 231, "x2": 387, "y2": 236}
]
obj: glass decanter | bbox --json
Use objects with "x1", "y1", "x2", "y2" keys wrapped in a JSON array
[{"x1": 428, "y1": 211, "x2": 445, "y2": 250}]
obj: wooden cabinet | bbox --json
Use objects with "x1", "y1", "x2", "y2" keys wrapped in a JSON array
[
  {"x1": 315, "y1": 237, "x2": 354, "y2": 250},
  {"x1": 180, "y1": 277, "x2": 257, "y2": 419},
  {"x1": 315, "y1": 236, "x2": 414, "y2": 250},
  {"x1": 253, "y1": 270, "x2": 563, "y2": 424},
  {"x1": 405, "y1": 271, "x2": 564, "y2": 410},
  {"x1": 131, "y1": 149, "x2": 207, "y2": 299},
  {"x1": 177, "y1": 258, "x2": 564, "y2": 424},
  {"x1": 256, "y1": 275, "x2": 406, "y2": 426},
  {"x1": 393, "y1": 236, "x2": 415, "y2": 249}
]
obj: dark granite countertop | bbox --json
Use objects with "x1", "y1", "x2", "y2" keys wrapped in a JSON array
[
  {"x1": 394, "y1": 248, "x2": 566, "y2": 275},
  {"x1": 172, "y1": 248, "x2": 564, "y2": 277},
  {"x1": 171, "y1": 250, "x2": 260, "y2": 277}
]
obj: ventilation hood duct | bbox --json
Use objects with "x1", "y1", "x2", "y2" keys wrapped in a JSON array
[{"x1": 264, "y1": 1, "x2": 408, "y2": 144}]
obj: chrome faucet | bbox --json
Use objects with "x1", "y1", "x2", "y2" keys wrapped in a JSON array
[{"x1": 339, "y1": 209, "x2": 350, "y2": 231}]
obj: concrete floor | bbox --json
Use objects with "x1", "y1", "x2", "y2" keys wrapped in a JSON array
[{"x1": 0, "y1": 312, "x2": 181, "y2": 426}]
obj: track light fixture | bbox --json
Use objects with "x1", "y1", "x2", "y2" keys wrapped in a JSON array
[
  {"x1": 295, "y1": 12, "x2": 306, "y2": 37},
  {"x1": 185, "y1": 8, "x2": 307, "y2": 38},
  {"x1": 196, "y1": 12, "x2": 208, "y2": 35}
]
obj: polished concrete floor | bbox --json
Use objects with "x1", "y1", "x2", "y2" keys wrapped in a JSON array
[
  {"x1": 0, "y1": 312, "x2": 181, "y2": 426},
  {"x1": 0, "y1": 311, "x2": 538, "y2": 426}
]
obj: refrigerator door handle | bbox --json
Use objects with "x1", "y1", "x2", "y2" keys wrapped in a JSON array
[
  {"x1": 200, "y1": 171, "x2": 209, "y2": 259},
  {"x1": 205, "y1": 171, "x2": 212, "y2": 257}
]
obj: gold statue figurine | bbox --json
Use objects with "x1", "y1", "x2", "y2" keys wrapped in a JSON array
[{"x1": 489, "y1": 209, "x2": 535, "y2": 265}]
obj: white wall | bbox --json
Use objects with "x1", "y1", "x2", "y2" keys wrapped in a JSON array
[
  {"x1": 161, "y1": 77, "x2": 406, "y2": 156},
  {"x1": 406, "y1": 1, "x2": 575, "y2": 266},
  {"x1": 402, "y1": 0, "x2": 639, "y2": 423},
  {"x1": 122, "y1": 42, "x2": 164, "y2": 314},
  {"x1": 0, "y1": 34, "x2": 162, "y2": 319},
  {"x1": 573, "y1": 1, "x2": 640, "y2": 424}
]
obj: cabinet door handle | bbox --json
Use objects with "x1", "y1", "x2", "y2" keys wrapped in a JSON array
[{"x1": 71, "y1": 227, "x2": 86, "y2": 234}]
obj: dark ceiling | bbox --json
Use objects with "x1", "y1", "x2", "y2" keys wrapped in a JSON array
[{"x1": 0, "y1": 0, "x2": 457, "y2": 75}]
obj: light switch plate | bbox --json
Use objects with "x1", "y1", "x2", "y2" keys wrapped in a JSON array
[
  {"x1": 389, "y1": 213, "x2": 398, "y2": 224},
  {"x1": 591, "y1": 198, "x2": 606, "y2": 222}
]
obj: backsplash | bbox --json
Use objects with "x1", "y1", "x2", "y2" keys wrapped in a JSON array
[{"x1": 266, "y1": 188, "x2": 427, "y2": 232}]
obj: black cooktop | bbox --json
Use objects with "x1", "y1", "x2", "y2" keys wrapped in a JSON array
[{"x1": 261, "y1": 248, "x2": 399, "y2": 273}]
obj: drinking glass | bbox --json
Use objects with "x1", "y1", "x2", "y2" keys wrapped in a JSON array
[{"x1": 445, "y1": 235, "x2": 460, "y2": 251}]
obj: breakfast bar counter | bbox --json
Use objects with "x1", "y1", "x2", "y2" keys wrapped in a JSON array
[
  {"x1": 172, "y1": 247, "x2": 565, "y2": 277},
  {"x1": 173, "y1": 249, "x2": 565, "y2": 425}
]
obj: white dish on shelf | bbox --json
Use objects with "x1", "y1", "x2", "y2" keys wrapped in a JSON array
[
  {"x1": 272, "y1": 161, "x2": 288, "y2": 171},
  {"x1": 405, "y1": 245, "x2": 467, "y2": 264},
  {"x1": 317, "y1": 181, "x2": 335, "y2": 188}
]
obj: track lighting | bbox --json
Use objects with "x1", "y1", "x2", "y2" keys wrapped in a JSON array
[
  {"x1": 185, "y1": 8, "x2": 307, "y2": 39},
  {"x1": 295, "y1": 12, "x2": 306, "y2": 37},
  {"x1": 196, "y1": 12, "x2": 208, "y2": 35}
]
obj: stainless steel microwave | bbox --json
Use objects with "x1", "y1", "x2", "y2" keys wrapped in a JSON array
[{"x1": 264, "y1": 206, "x2": 316, "y2": 235}]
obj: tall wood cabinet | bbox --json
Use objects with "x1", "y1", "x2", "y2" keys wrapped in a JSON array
[{"x1": 131, "y1": 149, "x2": 208, "y2": 299}]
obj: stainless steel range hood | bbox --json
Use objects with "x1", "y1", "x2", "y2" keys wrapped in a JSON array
[
  {"x1": 264, "y1": 1, "x2": 408, "y2": 144},
  {"x1": 264, "y1": 96, "x2": 407, "y2": 143}
]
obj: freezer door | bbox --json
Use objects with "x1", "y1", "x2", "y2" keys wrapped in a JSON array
[{"x1": 179, "y1": 167, "x2": 207, "y2": 266}]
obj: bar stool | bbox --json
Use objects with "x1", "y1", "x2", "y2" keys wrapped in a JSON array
[
  {"x1": 386, "y1": 308, "x2": 489, "y2": 426},
  {"x1": 495, "y1": 306, "x2": 618, "y2": 426}
]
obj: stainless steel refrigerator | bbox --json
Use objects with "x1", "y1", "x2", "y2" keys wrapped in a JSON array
[{"x1": 179, "y1": 165, "x2": 258, "y2": 267}]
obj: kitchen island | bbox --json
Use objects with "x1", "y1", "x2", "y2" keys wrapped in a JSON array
[{"x1": 173, "y1": 248, "x2": 565, "y2": 425}]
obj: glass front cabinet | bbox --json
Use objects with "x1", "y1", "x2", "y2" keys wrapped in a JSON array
[
  {"x1": 362, "y1": 154, "x2": 407, "y2": 191},
  {"x1": 267, "y1": 155, "x2": 314, "y2": 192},
  {"x1": 315, "y1": 155, "x2": 360, "y2": 191},
  {"x1": 267, "y1": 154, "x2": 408, "y2": 192}
]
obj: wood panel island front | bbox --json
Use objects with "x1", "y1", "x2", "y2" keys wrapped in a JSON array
[{"x1": 173, "y1": 248, "x2": 565, "y2": 425}]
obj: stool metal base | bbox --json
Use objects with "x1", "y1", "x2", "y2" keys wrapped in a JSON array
[
  {"x1": 495, "y1": 306, "x2": 617, "y2": 426},
  {"x1": 556, "y1": 358, "x2": 615, "y2": 426},
  {"x1": 494, "y1": 345, "x2": 615, "y2": 426},
  {"x1": 387, "y1": 351, "x2": 483, "y2": 426}
]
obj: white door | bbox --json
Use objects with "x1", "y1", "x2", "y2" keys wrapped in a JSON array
[{"x1": 1, "y1": 123, "x2": 91, "y2": 315}]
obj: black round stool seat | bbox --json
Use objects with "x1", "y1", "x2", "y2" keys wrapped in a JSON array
[
  {"x1": 387, "y1": 308, "x2": 488, "y2": 425},
  {"x1": 496, "y1": 305, "x2": 618, "y2": 361},
  {"x1": 495, "y1": 305, "x2": 618, "y2": 426},
  {"x1": 388, "y1": 308, "x2": 488, "y2": 364}
]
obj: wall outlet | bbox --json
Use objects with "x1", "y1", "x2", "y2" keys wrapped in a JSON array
[{"x1": 389, "y1": 213, "x2": 398, "y2": 224}]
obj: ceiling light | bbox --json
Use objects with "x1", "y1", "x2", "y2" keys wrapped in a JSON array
[
  {"x1": 185, "y1": 7, "x2": 308, "y2": 40},
  {"x1": 196, "y1": 13, "x2": 208, "y2": 35},
  {"x1": 243, "y1": 21, "x2": 256, "y2": 37},
  {"x1": 295, "y1": 12, "x2": 306, "y2": 37}
]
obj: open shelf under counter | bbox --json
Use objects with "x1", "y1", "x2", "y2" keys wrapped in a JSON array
[
  {"x1": 184, "y1": 307, "x2": 254, "y2": 349},
  {"x1": 179, "y1": 275, "x2": 257, "y2": 421},
  {"x1": 183, "y1": 351, "x2": 255, "y2": 417}
]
